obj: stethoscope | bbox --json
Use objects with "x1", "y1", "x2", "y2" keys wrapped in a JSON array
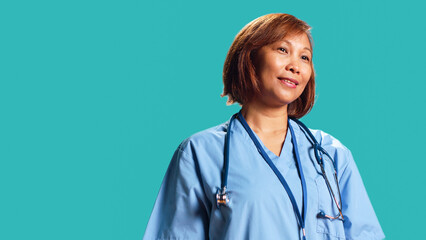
[{"x1": 216, "y1": 111, "x2": 344, "y2": 240}]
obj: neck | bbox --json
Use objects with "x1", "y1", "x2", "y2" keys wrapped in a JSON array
[{"x1": 241, "y1": 101, "x2": 288, "y2": 134}]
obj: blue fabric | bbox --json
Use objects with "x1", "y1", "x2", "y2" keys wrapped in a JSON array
[
  {"x1": 143, "y1": 115, "x2": 385, "y2": 240},
  {"x1": 236, "y1": 111, "x2": 308, "y2": 234}
]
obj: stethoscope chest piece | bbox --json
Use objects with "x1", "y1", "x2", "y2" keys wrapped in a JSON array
[
  {"x1": 216, "y1": 187, "x2": 229, "y2": 207},
  {"x1": 215, "y1": 111, "x2": 344, "y2": 239}
]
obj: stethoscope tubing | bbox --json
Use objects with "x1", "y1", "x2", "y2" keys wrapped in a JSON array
[
  {"x1": 221, "y1": 113, "x2": 237, "y2": 190},
  {"x1": 218, "y1": 111, "x2": 342, "y2": 239},
  {"x1": 236, "y1": 111, "x2": 308, "y2": 234}
]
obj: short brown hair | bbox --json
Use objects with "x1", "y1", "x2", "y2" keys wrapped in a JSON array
[{"x1": 221, "y1": 13, "x2": 316, "y2": 119}]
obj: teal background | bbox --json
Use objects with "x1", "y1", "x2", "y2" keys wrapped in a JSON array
[{"x1": 1, "y1": 0, "x2": 425, "y2": 239}]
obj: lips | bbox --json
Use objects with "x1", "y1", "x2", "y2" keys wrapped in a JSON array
[{"x1": 278, "y1": 77, "x2": 299, "y2": 86}]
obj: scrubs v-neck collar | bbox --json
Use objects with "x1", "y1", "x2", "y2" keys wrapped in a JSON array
[
  {"x1": 234, "y1": 111, "x2": 308, "y2": 238},
  {"x1": 232, "y1": 114, "x2": 302, "y2": 173}
]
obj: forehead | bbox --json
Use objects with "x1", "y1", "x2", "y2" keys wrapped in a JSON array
[{"x1": 276, "y1": 33, "x2": 312, "y2": 50}]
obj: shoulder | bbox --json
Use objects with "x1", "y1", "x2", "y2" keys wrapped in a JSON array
[
  {"x1": 290, "y1": 118, "x2": 350, "y2": 153},
  {"x1": 293, "y1": 120, "x2": 354, "y2": 176},
  {"x1": 310, "y1": 128, "x2": 350, "y2": 153},
  {"x1": 176, "y1": 120, "x2": 230, "y2": 160}
]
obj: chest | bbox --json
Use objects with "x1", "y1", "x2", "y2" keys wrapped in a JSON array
[
  {"x1": 256, "y1": 131, "x2": 286, "y2": 157},
  {"x1": 204, "y1": 137, "x2": 346, "y2": 239}
]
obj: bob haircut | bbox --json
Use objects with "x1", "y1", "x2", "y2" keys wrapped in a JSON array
[{"x1": 221, "y1": 13, "x2": 316, "y2": 119}]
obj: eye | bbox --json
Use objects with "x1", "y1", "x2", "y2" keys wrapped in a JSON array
[
  {"x1": 278, "y1": 47, "x2": 287, "y2": 53},
  {"x1": 301, "y1": 55, "x2": 310, "y2": 62}
]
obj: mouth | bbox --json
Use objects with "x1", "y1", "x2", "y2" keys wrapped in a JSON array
[{"x1": 278, "y1": 77, "x2": 299, "y2": 87}]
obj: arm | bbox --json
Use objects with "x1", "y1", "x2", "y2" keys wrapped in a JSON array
[
  {"x1": 339, "y1": 149, "x2": 385, "y2": 240},
  {"x1": 143, "y1": 145, "x2": 210, "y2": 240}
]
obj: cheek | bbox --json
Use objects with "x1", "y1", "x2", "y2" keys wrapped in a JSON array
[
  {"x1": 300, "y1": 82, "x2": 309, "y2": 94},
  {"x1": 301, "y1": 77, "x2": 311, "y2": 92},
  {"x1": 258, "y1": 61, "x2": 278, "y2": 82},
  {"x1": 269, "y1": 57, "x2": 284, "y2": 73},
  {"x1": 299, "y1": 70, "x2": 312, "y2": 91},
  {"x1": 302, "y1": 67, "x2": 312, "y2": 82}
]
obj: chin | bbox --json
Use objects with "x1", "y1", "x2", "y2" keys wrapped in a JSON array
[
  {"x1": 275, "y1": 96, "x2": 297, "y2": 105},
  {"x1": 267, "y1": 99, "x2": 293, "y2": 108}
]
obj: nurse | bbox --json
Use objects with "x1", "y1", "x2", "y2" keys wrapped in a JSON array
[{"x1": 143, "y1": 13, "x2": 385, "y2": 240}]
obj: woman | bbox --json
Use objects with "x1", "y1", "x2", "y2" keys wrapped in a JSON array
[{"x1": 143, "y1": 13, "x2": 385, "y2": 240}]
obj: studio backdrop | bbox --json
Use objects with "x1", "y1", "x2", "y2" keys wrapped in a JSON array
[{"x1": 1, "y1": 0, "x2": 425, "y2": 239}]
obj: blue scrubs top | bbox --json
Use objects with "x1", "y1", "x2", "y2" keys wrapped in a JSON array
[{"x1": 143, "y1": 115, "x2": 385, "y2": 240}]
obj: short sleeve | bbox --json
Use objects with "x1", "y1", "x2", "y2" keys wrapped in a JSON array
[
  {"x1": 339, "y1": 149, "x2": 385, "y2": 240},
  {"x1": 143, "y1": 145, "x2": 210, "y2": 240}
]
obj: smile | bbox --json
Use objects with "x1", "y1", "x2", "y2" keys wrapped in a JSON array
[
  {"x1": 278, "y1": 77, "x2": 298, "y2": 88},
  {"x1": 283, "y1": 79, "x2": 296, "y2": 85}
]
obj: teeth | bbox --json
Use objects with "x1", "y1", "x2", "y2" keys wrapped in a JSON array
[{"x1": 283, "y1": 79, "x2": 295, "y2": 85}]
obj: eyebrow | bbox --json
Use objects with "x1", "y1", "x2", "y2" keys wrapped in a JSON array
[{"x1": 280, "y1": 39, "x2": 312, "y2": 54}]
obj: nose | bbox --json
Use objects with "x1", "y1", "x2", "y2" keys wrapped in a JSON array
[{"x1": 285, "y1": 59, "x2": 300, "y2": 74}]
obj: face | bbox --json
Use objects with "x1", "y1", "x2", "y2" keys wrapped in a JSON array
[{"x1": 252, "y1": 33, "x2": 312, "y2": 108}]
